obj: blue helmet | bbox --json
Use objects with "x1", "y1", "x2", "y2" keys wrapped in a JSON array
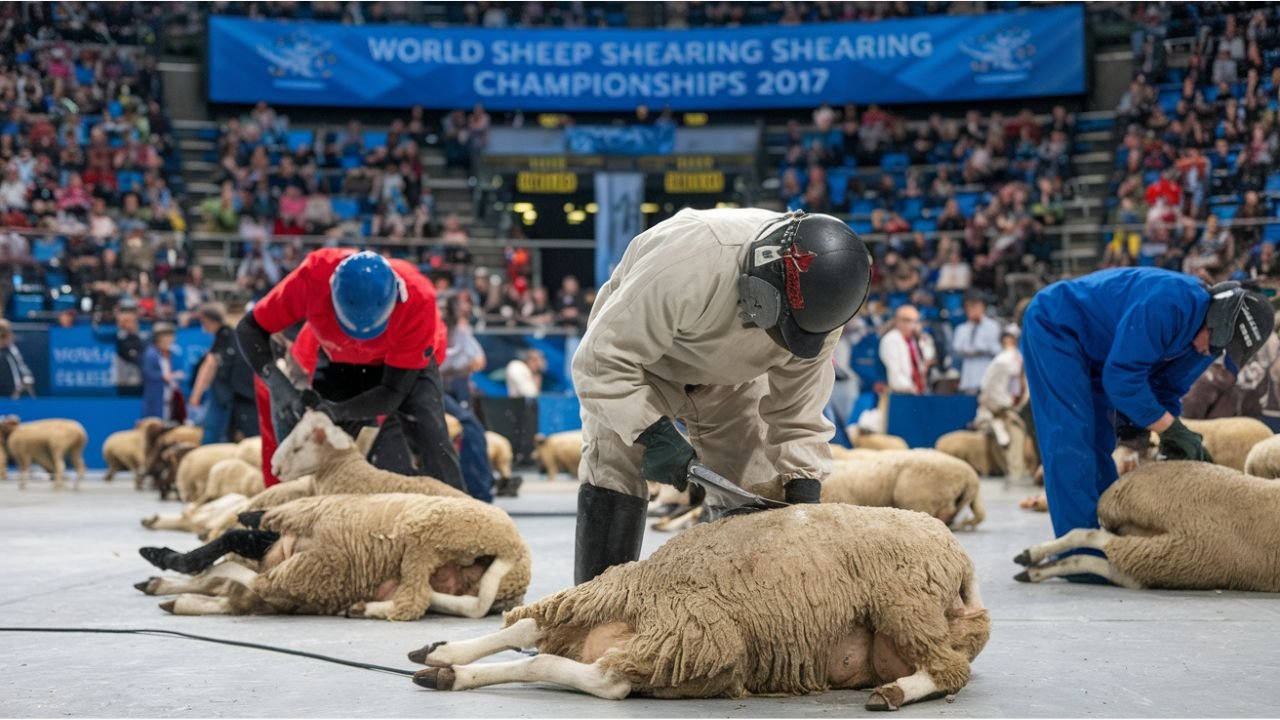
[{"x1": 330, "y1": 251, "x2": 405, "y2": 340}]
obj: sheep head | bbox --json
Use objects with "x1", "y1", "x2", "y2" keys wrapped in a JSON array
[
  {"x1": 0, "y1": 415, "x2": 19, "y2": 440},
  {"x1": 272, "y1": 410, "x2": 356, "y2": 481}
]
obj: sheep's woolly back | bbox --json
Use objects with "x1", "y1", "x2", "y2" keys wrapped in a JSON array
[
  {"x1": 5, "y1": 419, "x2": 88, "y2": 467},
  {"x1": 934, "y1": 430, "x2": 994, "y2": 477},
  {"x1": 486, "y1": 432, "x2": 513, "y2": 478},
  {"x1": 851, "y1": 433, "x2": 910, "y2": 451},
  {"x1": 202, "y1": 458, "x2": 265, "y2": 502},
  {"x1": 175, "y1": 444, "x2": 240, "y2": 502},
  {"x1": 102, "y1": 428, "x2": 146, "y2": 472},
  {"x1": 312, "y1": 453, "x2": 470, "y2": 498},
  {"x1": 1099, "y1": 461, "x2": 1280, "y2": 591},
  {"x1": 1244, "y1": 435, "x2": 1280, "y2": 478},
  {"x1": 504, "y1": 504, "x2": 984, "y2": 697},
  {"x1": 821, "y1": 450, "x2": 984, "y2": 528},
  {"x1": 235, "y1": 437, "x2": 263, "y2": 468},
  {"x1": 259, "y1": 493, "x2": 531, "y2": 614},
  {"x1": 1182, "y1": 418, "x2": 1274, "y2": 471}
]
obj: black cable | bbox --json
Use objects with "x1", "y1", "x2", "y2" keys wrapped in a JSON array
[{"x1": 0, "y1": 627, "x2": 415, "y2": 677}]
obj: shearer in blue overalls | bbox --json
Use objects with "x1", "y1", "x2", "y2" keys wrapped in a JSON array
[{"x1": 1021, "y1": 267, "x2": 1274, "y2": 546}]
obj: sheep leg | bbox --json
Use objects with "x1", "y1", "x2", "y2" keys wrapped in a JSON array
[
  {"x1": 427, "y1": 557, "x2": 515, "y2": 619},
  {"x1": 867, "y1": 669, "x2": 947, "y2": 711},
  {"x1": 412, "y1": 655, "x2": 631, "y2": 700},
  {"x1": 136, "y1": 561, "x2": 261, "y2": 596},
  {"x1": 1014, "y1": 555, "x2": 1143, "y2": 589},
  {"x1": 72, "y1": 452, "x2": 85, "y2": 491},
  {"x1": 140, "y1": 513, "x2": 197, "y2": 532},
  {"x1": 52, "y1": 455, "x2": 66, "y2": 491},
  {"x1": 18, "y1": 461, "x2": 29, "y2": 490},
  {"x1": 158, "y1": 593, "x2": 234, "y2": 615},
  {"x1": 409, "y1": 617, "x2": 543, "y2": 667},
  {"x1": 1013, "y1": 528, "x2": 1117, "y2": 567}
]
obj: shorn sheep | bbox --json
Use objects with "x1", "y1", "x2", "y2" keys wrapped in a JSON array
[
  {"x1": 821, "y1": 450, "x2": 985, "y2": 530},
  {"x1": 174, "y1": 443, "x2": 241, "y2": 502},
  {"x1": 198, "y1": 458, "x2": 264, "y2": 504},
  {"x1": 137, "y1": 492, "x2": 531, "y2": 621},
  {"x1": 102, "y1": 417, "x2": 160, "y2": 486},
  {"x1": 0, "y1": 417, "x2": 88, "y2": 490},
  {"x1": 141, "y1": 493, "x2": 252, "y2": 537},
  {"x1": 532, "y1": 431, "x2": 582, "y2": 480},
  {"x1": 408, "y1": 504, "x2": 989, "y2": 709},
  {"x1": 1014, "y1": 461, "x2": 1280, "y2": 591},
  {"x1": 1114, "y1": 417, "x2": 1273, "y2": 474},
  {"x1": 1244, "y1": 434, "x2": 1280, "y2": 478}
]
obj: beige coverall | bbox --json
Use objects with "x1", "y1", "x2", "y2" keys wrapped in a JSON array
[{"x1": 572, "y1": 207, "x2": 838, "y2": 501}]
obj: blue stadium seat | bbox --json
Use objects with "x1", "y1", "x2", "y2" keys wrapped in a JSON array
[
  {"x1": 953, "y1": 191, "x2": 981, "y2": 217},
  {"x1": 331, "y1": 197, "x2": 360, "y2": 220},
  {"x1": 286, "y1": 129, "x2": 315, "y2": 150},
  {"x1": 847, "y1": 219, "x2": 874, "y2": 236},
  {"x1": 886, "y1": 291, "x2": 910, "y2": 311},
  {"x1": 880, "y1": 153, "x2": 909, "y2": 173},
  {"x1": 339, "y1": 155, "x2": 362, "y2": 170},
  {"x1": 849, "y1": 198, "x2": 878, "y2": 217},
  {"x1": 11, "y1": 294, "x2": 43, "y2": 319},
  {"x1": 1215, "y1": 205, "x2": 1239, "y2": 221},
  {"x1": 45, "y1": 270, "x2": 67, "y2": 287},
  {"x1": 52, "y1": 294, "x2": 78, "y2": 312},
  {"x1": 828, "y1": 170, "x2": 850, "y2": 208},
  {"x1": 362, "y1": 130, "x2": 388, "y2": 150},
  {"x1": 912, "y1": 217, "x2": 937, "y2": 234},
  {"x1": 1264, "y1": 223, "x2": 1280, "y2": 243},
  {"x1": 118, "y1": 171, "x2": 143, "y2": 193},
  {"x1": 32, "y1": 237, "x2": 66, "y2": 263},
  {"x1": 1265, "y1": 172, "x2": 1280, "y2": 194},
  {"x1": 898, "y1": 197, "x2": 924, "y2": 220}
]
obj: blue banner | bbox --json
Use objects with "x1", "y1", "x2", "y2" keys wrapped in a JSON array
[
  {"x1": 48, "y1": 326, "x2": 212, "y2": 397},
  {"x1": 565, "y1": 125, "x2": 675, "y2": 155},
  {"x1": 208, "y1": 6, "x2": 1085, "y2": 111}
]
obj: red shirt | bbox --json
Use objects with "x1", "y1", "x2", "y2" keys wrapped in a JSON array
[
  {"x1": 253, "y1": 248, "x2": 441, "y2": 370},
  {"x1": 1144, "y1": 178, "x2": 1181, "y2": 208}
]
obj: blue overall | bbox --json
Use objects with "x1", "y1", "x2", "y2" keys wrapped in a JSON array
[{"x1": 1021, "y1": 268, "x2": 1214, "y2": 538}]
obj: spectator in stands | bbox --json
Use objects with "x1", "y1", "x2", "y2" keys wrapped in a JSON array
[
  {"x1": 555, "y1": 274, "x2": 589, "y2": 333},
  {"x1": 520, "y1": 285, "x2": 554, "y2": 327},
  {"x1": 505, "y1": 348, "x2": 545, "y2": 399},
  {"x1": 879, "y1": 304, "x2": 932, "y2": 396},
  {"x1": 936, "y1": 245, "x2": 973, "y2": 292},
  {"x1": 0, "y1": 165, "x2": 27, "y2": 211},
  {"x1": 0, "y1": 319, "x2": 34, "y2": 399},
  {"x1": 202, "y1": 180, "x2": 240, "y2": 232},
  {"x1": 1213, "y1": 48, "x2": 1240, "y2": 87},
  {"x1": 237, "y1": 244, "x2": 281, "y2": 300},
  {"x1": 951, "y1": 293, "x2": 1003, "y2": 394},
  {"x1": 142, "y1": 321, "x2": 183, "y2": 422},
  {"x1": 1245, "y1": 242, "x2": 1280, "y2": 281},
  {"x1": 1184, "y1": 213, "x2": 1233, "y2": 282}
]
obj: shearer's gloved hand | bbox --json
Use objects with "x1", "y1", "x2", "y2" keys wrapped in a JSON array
[
  {"x1": 263, "y1": 366, "x2": 301, "y2": 407},
  {"x1": 636, "y1": 417, "x2": 695, "y2": 491},
  {"x1": 783, "y1": 477, "x2": 822, "y2": 504},
  {"x1": 1158, "y1": 418, "x2": 1214, "y2": 463},
  {"x1": 1114, "y1": 413, "x2": 1152, "y2": 452}
]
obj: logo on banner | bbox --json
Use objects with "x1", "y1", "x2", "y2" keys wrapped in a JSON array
[
  {"x1": 959, "y1": 28, "x2": 1035, "y2": 84},
  {"x1": 257, "y1": 30, "x2": 336, "y2": 88}
]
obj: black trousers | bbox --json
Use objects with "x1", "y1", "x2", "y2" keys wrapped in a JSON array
[{"x1": 305, "y1": 356, "x2": 464, "y2": 491}]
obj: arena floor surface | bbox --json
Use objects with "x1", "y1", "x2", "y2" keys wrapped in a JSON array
[{"x1": 1, "y1": 471, "x2": 1277, "y2": 718}]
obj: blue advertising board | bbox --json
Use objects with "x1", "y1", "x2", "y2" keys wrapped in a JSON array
[
  {"x1": 48, "y1": 325, "x2": 212, "y2": 397},
  {"x1": 208, "y1": 5, "x2": 1085, "y2": 111}
]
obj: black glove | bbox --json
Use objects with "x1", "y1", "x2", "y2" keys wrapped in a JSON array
[
  {"x1": 1158, "y1": 418, "x2": 1213, "y2": 463},
  {"x1": 1114, "y1": 413, "x2": 1150, "y2": 451},
  {"x1": 635, "y1": 417, "x2": 695, "y2": 491},
  {"x1": 783, "y1": 478, "x2": 822, "y2": 504}
]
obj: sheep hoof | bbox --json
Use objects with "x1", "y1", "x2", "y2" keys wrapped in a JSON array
[
  {"x1": 866, "y1": 685, "x2": 904, "y2": 711},
  {"x1": 346, "y1": 602, "x2": 367, "y2": 618},
  {"x1": 408, "y1": 641, "x2": 446, "y2": 665},
  {"x1": 134, "y1": 578, "x2": 160, "y2": 595},
  {"x1": 1013, "y1": 570, "x2": 1032, "y2": 583},
  {"x1": 140, "y1": 516, "x2": 157, "y2": 529},
  {"x1": 158, "y1": 599, "x2": 177, "y2": 614},
  {"x1": 238, "y1": 510, "x2": 266, "y2": 529},
  {"x1": 1013, "y1": 550, "x2": 1032, "y2": 566},
  {"x1": 412, "y1": 667, "x2": 455, "y2": 691}
]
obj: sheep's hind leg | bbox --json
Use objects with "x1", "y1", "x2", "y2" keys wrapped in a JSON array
[
  {"x1": 427, "y1": 557, "x2": 514, "y2": 619},
  {"x1": 1014, "y1": 555, "x2": 1142, "y2": 589},
  {"x1": 412, "y1": 654, "x2": 631, "y2": 700},
  {"x1": 409, "y1": 617, "x2": 542, "y2": 666},
  {"x1": 158, "y1": 593, "x2": 233, "y2": 615},
  {"x1": 1013, "y1": 528, "x2": 1116, "y2": 567},
  {"x1": 867, "y1": 669, "x2": 947, "y2": 711},
  {"x1": 136, "y1": 561, "x2": 260, "y2": 596}
]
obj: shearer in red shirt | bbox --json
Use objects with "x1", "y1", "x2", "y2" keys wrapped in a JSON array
[{"x1": 236, "y1": 248, "x2": 463, "y2": 490}]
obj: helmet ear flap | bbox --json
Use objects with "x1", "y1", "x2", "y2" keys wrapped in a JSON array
[{"x1": 739, "y1": 274, "x2": 782, "y2": 329}]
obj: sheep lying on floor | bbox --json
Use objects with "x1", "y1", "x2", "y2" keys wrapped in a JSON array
[
  {"x1": 532, "y1": 431, "x2": 582, "y2": 481},
  {"x1": 1244, "y1": 434, "x2": 1280, "y2": 478},
  {"x1": 0, "y1": 417, "x2": 88, "y2": 490},
  {"x1": 843, "y1": 427, "x2": 910, "y2": 451},
  {"x1": 934, "y1": 429, "x2": 1039, "y2": 479},
  {"x1": 1014, "y1": 461, "x2": 1280, "y2": 591},
  {"x1": 821, "y1": 450, "x2": 985, "y2": 530},
  {"x1": 407, "y1": 504, "x2": 989, "y2": 709},
  {"x1": 141, "y1": 493, "x2": 252, "y2": 537},
  {"x1": 136, "y1": 492, "x2": 531, "y2": 621}
]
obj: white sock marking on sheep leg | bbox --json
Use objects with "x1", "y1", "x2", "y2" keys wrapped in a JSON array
[
  {"x1": 1021, "y1": 555, "x2": 1143, "y2": 589},
  {"x1": 421, "y1": 618, "x2": 543, "y2": 667},
  {"x1": 1016, "y1": 528, "x2": 1116, "y2": 566},
  {"x1": 166, "y1": 593, "x2": 233, "y2": 615},
  {"x1": 447, "y1": 655, "x2": 631, "y2": 699},
  {"x1": 870, "y1": 669, "x2": 944, "y2": 709},
  {"x1": 428, "y1": 558, "x2": 513, "y2": 619}
]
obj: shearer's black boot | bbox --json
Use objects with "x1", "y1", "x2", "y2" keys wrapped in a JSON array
[
  {"x1": 574, "y1": 484, "x2": 647, "y2": 585},
  {"x1": 139, "y1": 529, "x2": 280, "y2": 575}
]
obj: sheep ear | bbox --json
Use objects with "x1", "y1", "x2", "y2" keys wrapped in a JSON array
[
  {"x1": 309, "y1": 426, "x2": 328, "y2": 444},
  {"x1": 324, "y1": 424, "x2": 354, "y2": 451}
]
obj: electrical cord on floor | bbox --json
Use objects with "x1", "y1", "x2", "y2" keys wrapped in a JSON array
[{"x1": 0, "y1": 627, "x2": 416, "y2": 677}]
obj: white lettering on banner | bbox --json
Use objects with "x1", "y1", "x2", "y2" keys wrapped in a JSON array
[
  {"x1": 474, "y1": 71, "x2": 749, "y2": 99},
  {"x1": 769, "y1": 32, "x2": 932, "y2": 62},
  {"x1": 51, "y1": 346, "x2": 115, "y2": 363},
  {"x1": 598, "y1": 39, "x2": 764, "y2": 66},
  {"x1": 53, "y1": 369, "x2": 113, "y2": 388},
  {"x1": 491, "y1": 40, "x2": 594, "y2": 66},
  {"x1": 367, "y1": 37, "x2": 485, "y2": 64}
]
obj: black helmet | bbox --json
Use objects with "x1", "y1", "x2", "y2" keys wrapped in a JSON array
[
  {"x1": 1205, "y1": 282, "x2": 1275, "y2": 368},
  {"x1": 738, "y1": 211, "x2": 872, "y2": 359}
]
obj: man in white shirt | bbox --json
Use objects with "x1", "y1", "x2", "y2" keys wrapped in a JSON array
[
  {"x1": 879, "y1": 304, "x2": 934, "y2": 396},
  {"x1": 505, "y1": 349, "x2": 545, "y2": 398},
  {"x1": 952, "y1": 294, "x2": 1004, "y2": 394},
  {"x1": 976, "y1": 324, "x2": 1027, "y2": 481}
]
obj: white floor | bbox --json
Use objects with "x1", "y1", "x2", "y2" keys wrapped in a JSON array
[{"x1": 1, "y1": 471, "x2": 1278, "y2": 717}]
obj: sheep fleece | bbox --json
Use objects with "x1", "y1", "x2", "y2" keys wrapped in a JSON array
[
  {"x1": 503, "y1": 504, "x2": 987, "y2": 697},
  {"x1": 1244, "y1": 434, "x2": 1280, "y2": 478},
  {"x1": 821, "y1": 450, "x2": 983, "y2": 527}
]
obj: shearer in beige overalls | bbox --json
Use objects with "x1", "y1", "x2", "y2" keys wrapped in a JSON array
[{"x1": 570, "y1": 208, "x2": 872, "y2": 583}]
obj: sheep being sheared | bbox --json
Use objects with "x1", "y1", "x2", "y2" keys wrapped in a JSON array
[
  {"x1": 136, "y1": 492, "x2": 531, "y2": 621},
  {"x1": 407, "y1": 504, "x2": 989, "y2": 710},
  {"x1": 1014, "y1": 461, "x2": 1280, "y2": 591}
]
